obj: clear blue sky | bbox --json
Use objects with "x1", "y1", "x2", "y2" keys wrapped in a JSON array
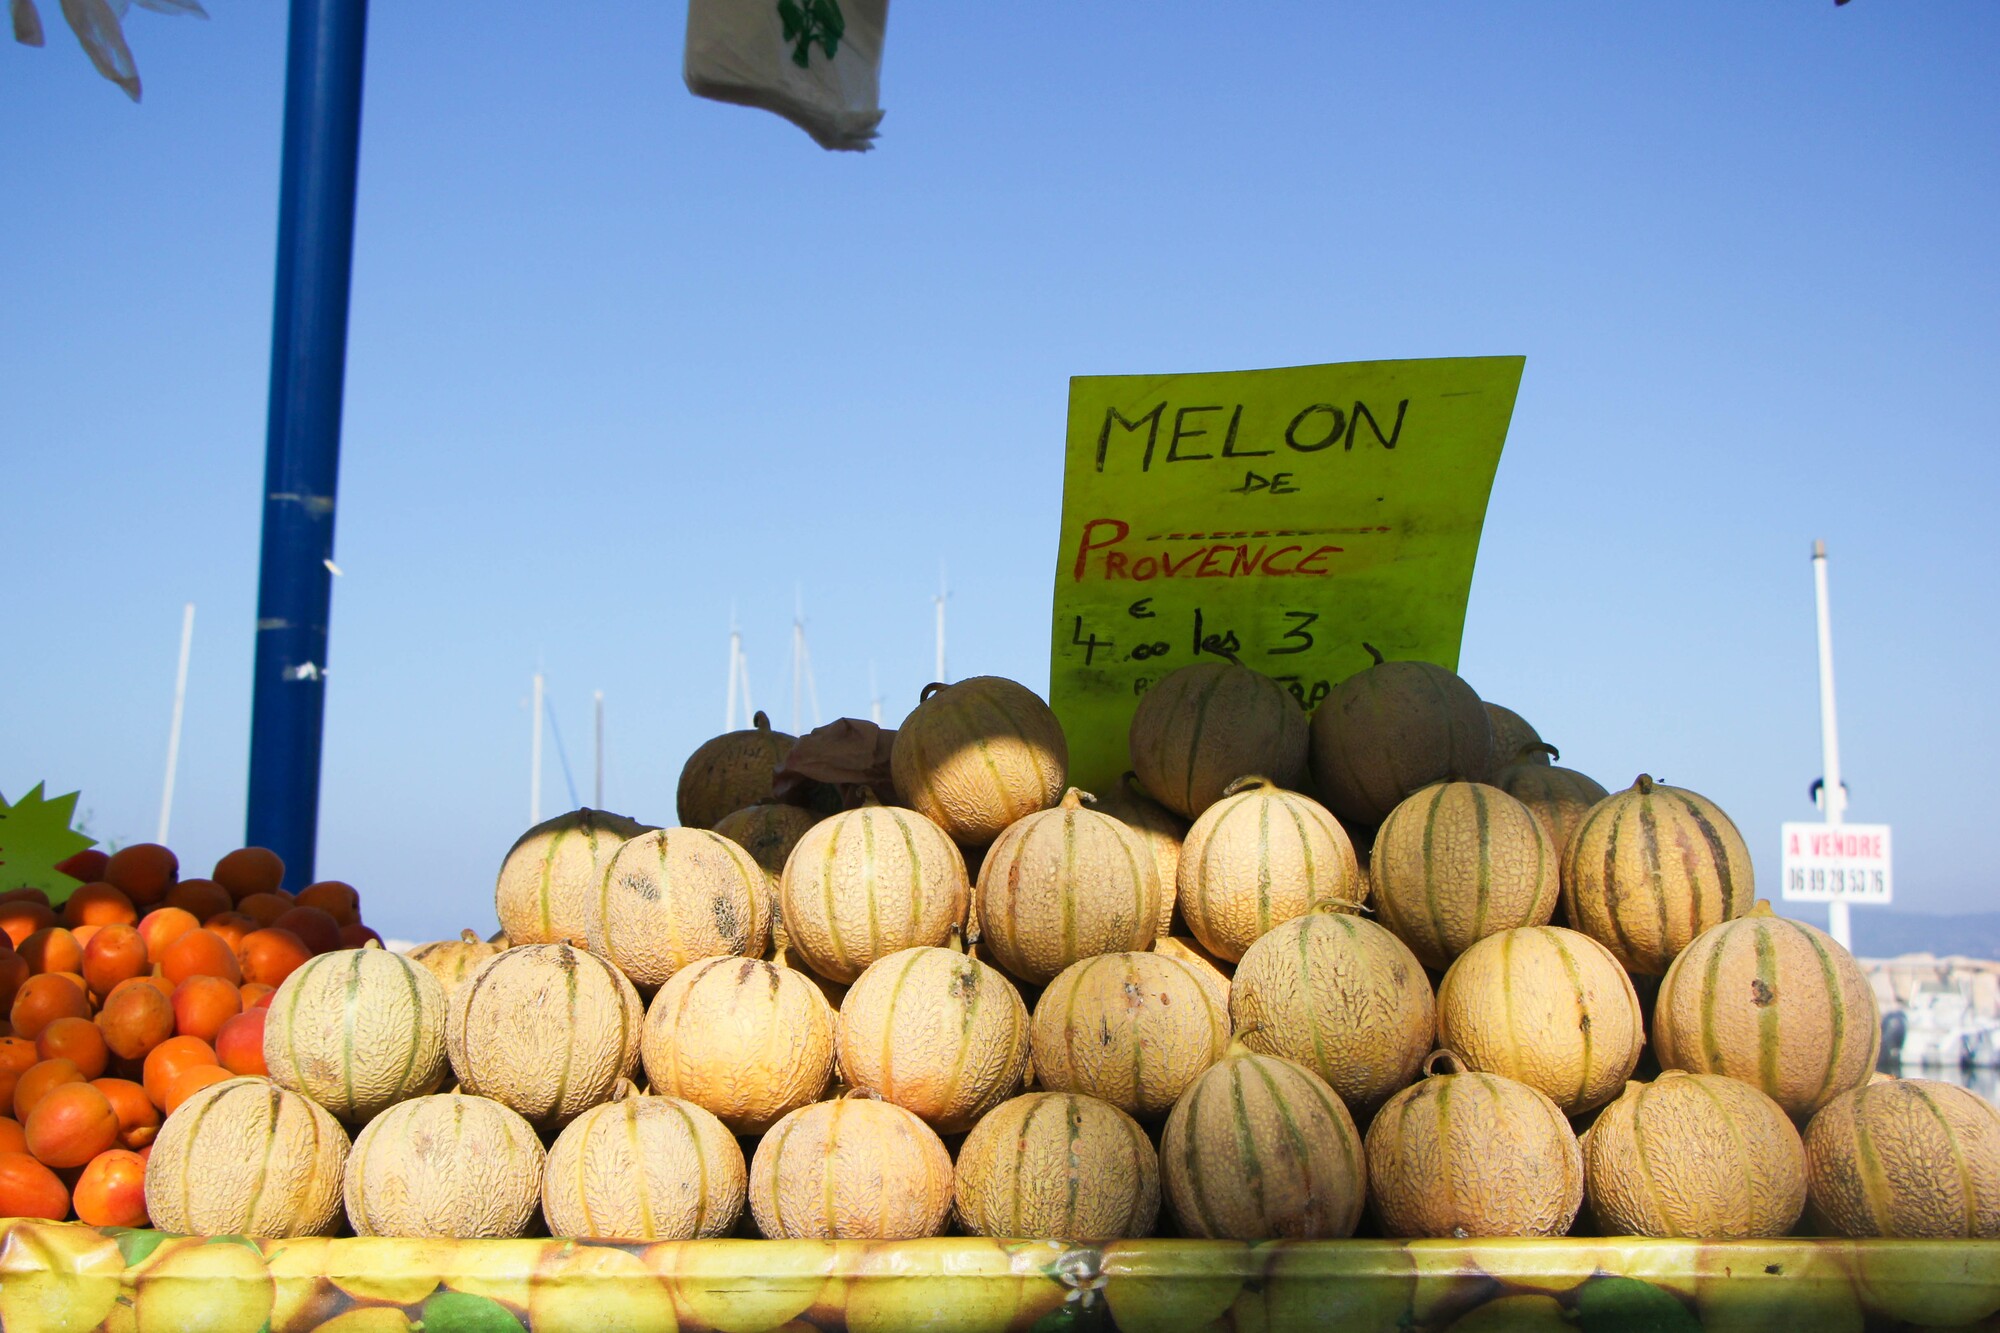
[{"x1": 4, "y1": 4, "x2": 1996, "y2": 943}]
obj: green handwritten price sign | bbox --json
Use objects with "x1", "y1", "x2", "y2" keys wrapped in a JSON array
[{"x1": 1049, "y1": 355, "x2": 1525, "y2": 796}]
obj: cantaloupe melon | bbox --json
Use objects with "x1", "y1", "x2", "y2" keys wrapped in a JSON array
[
  {"x1": 712, "y1": 803, "x2": 822, "y2": 876},
  {"x1": 779, "y1": 803, "x2": 970, "y2": 983},
  {"x1": 1562, "y1": 776, "x2": 1754, "y2": 975},
  {"x1": 1161, "y1": 1047, "x2": 1365, "y2": 1239},
  {"x1": 1086, "y1": 775, "x2": 1186, "y2": 939},
  {"x1": 1364, "y1": 1052, "x2": 1582, "y2": 1238},
  {"x1": 640, "y1": 954, "x2": 836, "y2": 1134},
  {"x1": 1484, "y1": 704, "x2": 1546, "y2": 773},
  {"x1": 1177, "y1": 777, "x2": 1362, "y2": 962},
  {"x1": 677, "y1": 711, "x2": 795, "y2": 830},
  {"x1": 541, "y1": 1081, "x2": 746, "y2": 1240},
  {"x1": 836, "y1": 944, "x2": 1028, "y2": 1132},
  {"x1": 592, "y1": 828, "x2": 771, "y2": 988},
  {"x1": 445, "y1": 942, "x2": 644, "y2": 1131},
  {"x1": 1152, "y1": 935, "x2": 1232, "y2": 1014},
  {"x1": 1030, "y1": 951, "x2": 1230, "y2": 1119},
  {"x1": 976, "y1": 789, "x2": 1162, "y2": 986},
  {"x1": 1128, "y1": 662, "x2": 1310, "y2": 820},
  {"x1": 1584, "y1": 1072, "x2": 1805, "y2": 1239},
  {"x1": 144, "y1": 1076, "x2": 349, "y2": 1237},
  {"x1": 748, "y1": 1094, "x2": 955, "y2": 1239},
  {"x1": 263, "y1": 943, "x2": 450, "y2": 1124},
  {"x1": 1804, "y1": 1078, "x2": 2000, "y2": 1238},
  {"x1": 343, "y1": 1092, "x2": 545, "y2": 1238},
  {"x1": 1230, "y1": 905, "x2": 1434, "y2": 1117},
  {"x1": 1369, "y1": 781, "x2": 1559, "y2": 971},
  {"x1": 890, "y1": 677, "x2": 1068, "y2": 844},
  {"x1": 1654, "y1": 901, "x2": 1879, "y2": 1118},
  {"x1": 405, "y1": 930, "x2": 505, "y2": 993},
  {"x1": 494, "y1": 807, "x2": 651, "y2": 947},
  {"x1": 954, "y1": 1091, "x2": 1159, "y2": 1241},
  {"x1": 1436, "y1": 926, "x2": 1643, "y2": 1116},
  {"x1": 1490, "y1": 753, "x2": 1609, "y2": 861},
  {"x1": 1308, "y1": 645, "x2": 1491, "y2": 827}
]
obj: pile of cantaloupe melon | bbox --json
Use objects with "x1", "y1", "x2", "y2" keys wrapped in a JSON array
[{"x1": 142, "y1": 660, "x2": 2000, "y2": 1244}]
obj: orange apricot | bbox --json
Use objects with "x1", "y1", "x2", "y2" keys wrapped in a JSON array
[
  {"x1": 238, "y1": 982, "x2": 274, "y2": 1008},
  {"x1": 340, "y1": 923, "x2": 384, "y2": 949},
  {"x1": 293, "y1": 880, "x2": 360, "y2": 926},
  {"x1": 214, "y1": 1008, "x2": 268, "y2": 1077},
  {"x1": 136, "y1": 907, "x2": 199, "y2": 964},
  {"x1": 169, "y1": 975, "x2": 241, "y2": 1043},
  {"x1": 18, "y1": 927, "x2": 83, "y2": 976},
  {"x1": 162, "y1": 1063, "x2": 231, "y2": 1115},
  {"x1": 72, "y1": 1147, "x2": 149, "y2": 1226},
  {"x1": 0, "y1": 900, "x2": 58, "y2": 949},
  {"x1": 202, "y1": 911, "x2": 258, "y2": 953},
  {"x1": 105, "y1": 843, "x2": 178, "y2": 906},
  {"x1": 272, "y1": 906, "x2": 341, "y2": 956},
  {"x1": 236, "y1": 892, "x2": 294, "y2": 928},
  {"x1": 13, "y1": 1058, "x2": 84, "y2": 1121},
  {"x1": 35, "y1": 1017, "x2": 108, "y2": 1080},
  {"x1": 90, "y1": 1079, "x2": 160, "y2": 1150},
  {"x1": 141, "y1": 1036, "x2": 215, "y2": 1111},
  {"x1": 54, "y1": 849, "x2": 110, "y2": 884},
  {"x1": 61, "y1": 882, "x2": 137, "y2": 930},
  {"x1": 0, "y1": 888, "x2": 51, "y2": 906},
  {"x1": 249, "y1": 987, "x2": 275, "y2": 1009},
  {"x1": 81, "y1": 924, "x2": 149, "y2": 1000},
  {"x1": 24, "y1": 1081, "x2": 120, "y2": 1167},
  {"x1": 163, "y1": 878, "x2": 231, "y2": 924},
  {"x1": 0, "y1": 950, "x2": 27, "y2": 1014},
  {"x1": 98, "y1": 980, "x2": 176, "y2": 1062},
  {"x1": 238, "y1": 928, "x2": 312, "y2": 988},
  {"x1": 0, "y1": 1038, "x2": 36, "y2": 1109},
  {"x1": 10, "y1": 973, "x2": 90, "y2": 1040},
  {"x1": 213, "y1": 847, "x2": 286, "y2": 902},
  {"x1": 0, "y1": 1149, "x2": 69, "y2": 1220},
  {"x1": 0, "y1": 1116, "x2": 24, "y2": 1153},
  {"x1": 161, "y1": 929, "x2": 241, "y2": 986}
]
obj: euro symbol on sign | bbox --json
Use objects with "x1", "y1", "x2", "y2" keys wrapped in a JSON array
[{"x1": 1128, "y1": 598, "x2": 1156, "y2": 619}]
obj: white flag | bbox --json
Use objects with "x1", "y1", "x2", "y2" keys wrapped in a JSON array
[{"x1": 684, "y1": 0, "x2": 888, "y2": 152}]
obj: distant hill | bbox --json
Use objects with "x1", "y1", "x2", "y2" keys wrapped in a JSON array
[{"x1": 1844, "y1": 910, "x2": 2000, "y2": 962}]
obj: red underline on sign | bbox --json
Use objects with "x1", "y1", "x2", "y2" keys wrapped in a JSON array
[{"x1": 1143, "y1": 526, "x2": 1392, "y2": 541}]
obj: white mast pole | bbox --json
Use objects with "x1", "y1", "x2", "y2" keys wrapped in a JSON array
[
  {"x1": 869, "y1": 662, "x2": 883, "y2": 726},
  {"x1": 156, "y1": 602, "x2": 195, "y2": 844},
  {"x1": 934, "y1": 563, "x2": 947, "y2": 684},
  {"x1": 1812, "y1": 540, "x2": 1850, "y2": 950},
  {"x1": 593, "y1": 689, "x2": 604, "y2": 808},
  {"x1": 726, "y1": 623, "x2": 741, "y2": 731},
  {"x1": 530, "y1": 671, "x2": 545, "y2": 825},
  {"x1": 792, "y1": 589, "x2": 804, "y2": 734}
]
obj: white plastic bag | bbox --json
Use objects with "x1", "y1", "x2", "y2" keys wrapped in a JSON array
[{"x1": 684, "y1": 0, "x2": 888, "y2": 152}]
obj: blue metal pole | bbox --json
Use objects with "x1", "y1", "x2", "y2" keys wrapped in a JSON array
[{"x1": 246, "y1": 0, "x2": 369, "y2": 887}]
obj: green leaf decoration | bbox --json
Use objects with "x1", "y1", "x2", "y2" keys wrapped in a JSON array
[
  {"x1": 776, "y1": 0, "x2": 843, "y2": 68},
  {"x1": 0, "y1": 783, "x2": 95, "y2": 906},
  {"x1": 1574, "y1": 1276, "x2": 1700, "y2": 1333},
  {"x1": 110, "y1": 1227, "x2": 167, "y2": 1267},
  {"x1": 422, "y1": 1290, "x2": 528, "y2": 1333}
]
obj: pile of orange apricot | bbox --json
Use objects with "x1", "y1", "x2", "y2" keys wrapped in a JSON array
[{"x1": 0, "y1": 841, "x2": 379, "y2": 1226}]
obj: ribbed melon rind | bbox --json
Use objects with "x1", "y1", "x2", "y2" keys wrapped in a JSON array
[
  {"x1": 1178, "y1": 780, "x2": 1362, "y2": 963},
  {"x1": 263, "y1": 946, "x2": 450, "y2": 1125},
  {"x1": 144, "y1": 1076, "x2": 350, "y2": 1237},
  {"x1": 1369, "y1": 781, "x2": 1559, "y2": 972},
  {"x1": 747, "y1": 1097, "x2": 955, "y2": 1240},
  {"x1": 1804, "y1": 1077, "x2": 2000, "y2": 1238},
  {"x1": 493, "y1": 807, "x2": 652, "y2": 947},
  {"x1": 976, "y1": 796, "x2": 1163, "y2": 986},
  {"x1": 1230, "y1": 910, "x2": 1435, "y2": 1118},
  {"x1": 1030, "y1": 951, "x2": 1229, "y2": 1119},
  {"x1": 1584, "y1": 1072, "x2": 1806, "y2": 1239},
  {"x1": 592, "y1": 828, "x2": 772, "y2": 988},
  {"x1": 1654, "y1": 908, "x2": 1880, "y2": 1118},
  {"x1": 445, "y1": 943, "x2": 644, "y2": 1132},
  {"x1": 1364, "y1": 1069, "x2": 1582, "y2": 1238},
  {"x1": 779, "y1": 805, "x2": 970, "y2": 984},
  {"x1": 954, "y1": 1091, "x2": 1160, "y2": 1241},
  {"x1": 1128, "y1": 662, "x2": 1310, "y2": 821},
  {"x1": 542, "y1": 1092, "x2": 747, "y2": 1240},
  {"x1": 641, "y1": 955, "x2": 837, "y2": 1135},
  {"x1": 836, "y1": 945, "x2": 1029, "y2": 1132},
  {"x1": 890, "y1": 676, "x2": 1068, "y2": 845},
  {"x1": 1161, "y1": 1051, "x2": 1366, "y2": 1239},
  {"x1": 343, "y1": 1092, "x2": 545, "y2": 1239},
  {"x1": 1437, "y1": 926, "x2": 1643, "y2": 1115}
]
